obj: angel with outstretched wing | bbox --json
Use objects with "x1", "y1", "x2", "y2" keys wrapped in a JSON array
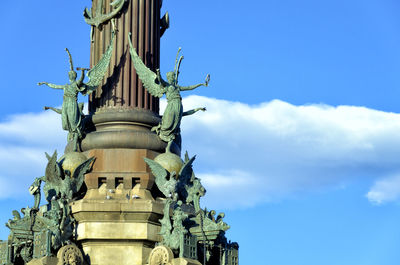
[
  {"x1": 61, "y1": 156, "x2": 95, "y2": 200},
  {"x1": 144, "y1": 157, "x2": 178, "y2": 199},
  {"x1": 43, "y1": 151, "x2": 63, "y2": 203},
  {"x1": 129, "y1": 34, "x2": 210, "y2": 152},
  {"x1": 38, "y1": 34, "x2": 115, "y2": 151}
]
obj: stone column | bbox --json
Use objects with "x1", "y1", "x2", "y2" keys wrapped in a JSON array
[
  {"x1": 88, "y1": 0, "x2": 160, "y2": 112},
  {"x1": 71, "y1": 1, "x2": 169, "y2": 264},
  {"x1": 82, "y1": 0, "x2": 165, "y2": 152}
]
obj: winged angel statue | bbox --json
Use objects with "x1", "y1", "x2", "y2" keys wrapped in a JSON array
[
  {"x1": 38, "y1": 34, "x2": 115, "y2": 151},
  {"x1": 144, "y1": 153, "x2": 206, "y2": 256},
  {"x1": 41, "y1": 151, "x2": 94, "y2": 247},
  {"x1": 144, "y1": 153, "x2": 205, "y2": 212},
  {"x1": 5, "y1": 151, "x2": 94, "y2": 261},
  {"x1": 43, "y1": 151, "x2": 94, "y2": 202},
  {"x1": 129, "y1": 34, "x2": 210, "y2": 152}
]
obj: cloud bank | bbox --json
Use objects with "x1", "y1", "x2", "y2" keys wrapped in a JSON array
[
  {"x1": 0, "y1": 111, "x2": 66, "y2": 198},
  {"x1": 2, "y1": 97, "x2": 400, "y2": 208},
  {"x1": 178, "y1": 96, "x2": 400, "y2": 208}
]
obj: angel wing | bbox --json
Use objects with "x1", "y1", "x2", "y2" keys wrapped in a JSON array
[
  {"x1": 175, "y1": 155, "x2": 196, "y2": 202},
  {"x1": 44, "y1": 151, "x2": 62, "y2": 186},
  {"x1": 43, "y1": 151, "x2": 63, "y2": 201},
  {"x1": 178, "y1": 155, "x2": 196, "y2": 183},
  {"x1": 81, "y1": 33, "x2": 115, "y2": 95},
  {"x1": 128, "y1": 34, "x2": 165, "y2": 98},
  {"x1": 184, "y1": 151, "x2": 190, "y2": 163},
  {"x1": 71, "y1": 157, "x2": 95, "y2": 196},
  {"x1": 144, "y1": 157, "x2": 177, "y2": 197}
]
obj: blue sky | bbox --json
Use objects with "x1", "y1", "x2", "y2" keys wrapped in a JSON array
[{"x1": 1, "y1": 1, "x2": 400, "y2": 264}]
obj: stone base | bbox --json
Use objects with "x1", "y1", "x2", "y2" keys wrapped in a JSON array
[
  {"x1": 71, "y1": 193, "x2": 165, "y2": 265},
  {"x1": 82, "y1": 241, "x2": 153, "y2": 265},
  {"x1": 72, "y1": 142, "x2": 177, "y2": 264}
]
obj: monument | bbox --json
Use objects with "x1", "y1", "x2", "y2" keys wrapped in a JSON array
[{"x1": 0, "y1": 1, "x2": 239, "y2": 265}]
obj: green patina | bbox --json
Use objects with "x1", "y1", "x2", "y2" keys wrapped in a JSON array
[
  {"x1": 84, "y1": 0, "x2": 127, "y2": 39},
  {"x1": 129, "y1": 35, "x2": 209, "y2": 152},
  {"x1": 144, "y1": 151, "x2": 237, "y2": 263},
  {"x1": 0, "y1": 151, "x2": 94, "y2": 264},
  {"x1": 38, "y1": 34, "x2": 115, "y2": 152}
]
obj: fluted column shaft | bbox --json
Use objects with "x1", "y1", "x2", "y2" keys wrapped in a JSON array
[
  {"x1": 89, "y1": 0, "x2": 160, "y2": 113},
  {"x1": 82, "y1": 0, "x2": 166, "y2": 152}
]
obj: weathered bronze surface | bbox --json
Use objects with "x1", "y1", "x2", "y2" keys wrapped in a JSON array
[
  {"x1": 39, "y1": 35, "x2": 115, "y2": 152},
  {"x1": 144, "y1": 152, "x2": 238, "y2": 263},
  {"x1": 1, "y1": 152, "x2": 94, "y2": 264},
  {"x1": 84, "y1": 0, "x2": 128, "y2": 29},
  {"x1": 129, "y1": 41, "x2": 209, "y2": 151}
]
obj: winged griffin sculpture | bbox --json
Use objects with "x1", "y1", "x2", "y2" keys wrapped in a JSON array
[
  {"x1": 38, "y1": 34, "x2": 115, "y2": 152},
  {"x1": 129, "y1": 34, "x2": 210, "y2": 152}
]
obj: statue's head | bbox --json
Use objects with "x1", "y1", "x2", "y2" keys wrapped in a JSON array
[
  {"x1": 166, "y1": 71, "x2": 175, "y2": 84},
  {"x1": 68, "y1": 70, "x2": 77, "y2": 81}
]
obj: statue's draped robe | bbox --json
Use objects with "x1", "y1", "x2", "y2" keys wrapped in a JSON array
[
  {"x1": 62, "y1": 83, "x2": 81, "y2": 134},
  {"x1": 157, "y1": 86, "x2": 182, "y2": 142}
]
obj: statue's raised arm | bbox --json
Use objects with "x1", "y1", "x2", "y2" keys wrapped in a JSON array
[
  {"x1": 179, "y1": 74, "x2": 210, "y2": 91},
  {"x1": 38, "y1": 82, "x2": 65, "y2": 90}
]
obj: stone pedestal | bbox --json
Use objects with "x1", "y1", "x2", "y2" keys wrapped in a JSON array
[
  {"x1": 71, "y1": 148, "x2": 165, "y2": 265},
  {"x1": 71, "y1": 198, "x2": 164, "y2": 265}
]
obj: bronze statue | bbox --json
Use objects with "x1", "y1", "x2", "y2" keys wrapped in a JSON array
[
  {"x1": 158, "y1": 199, "x2": 188, "y2": 258},
  {"x1": 84, "y1": 0, "x2": 127, "y2": 40},
  {"x1": 129, "y1": 34, "x2": 210, "y2": 152},
  {"x1": 84, "y1": 0, "x2": 127, "y2": 28},
  {"x1": 3, "y1": 151, "x2": 94, "y2": 264},
  {"x1": 38, "y1": 34, "x2": 115, "y2": 151}
]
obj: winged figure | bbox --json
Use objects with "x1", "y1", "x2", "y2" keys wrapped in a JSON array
[
  {"x1": 38, "y1": 34, "x2": 115, "y2": 151},
  {"x1": 129, "y1": 34, "x2": 210, "y2": 152},
  {"x1": 144, "y1": 153, "x2": 205, "y2": 210},
  {"x1": 43, "y1": 151, "x2": 63, "y2": 202},
  {"x1": 143, "y1": 157, "x2": 178, "y2": 199},
  {"x1": 177, "y1": 153, "x2": 206, "y2": 212},
  {"x1": 84, "y1": 0, "x2": 127, "y2": 28},
  {"x1": 43, "y1": 151, "x2": 94, "y2": 202}
]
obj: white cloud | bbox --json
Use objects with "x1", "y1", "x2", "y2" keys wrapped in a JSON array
[
  {"x1": 2, "y1": 97, "x2": 400, "y2": 209},
  {"x1": 366, "y1": 175, "x2": 400, "y2": 205},
  {"x1": 0, "y1": 110, "x2": 66, "y2": 199},
  {"x1": 177, "y1": 96, "x2": 400, "y2": 209},
  {"x1": 0, "y1": 110, "x2": 65, "y2": 147}
]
